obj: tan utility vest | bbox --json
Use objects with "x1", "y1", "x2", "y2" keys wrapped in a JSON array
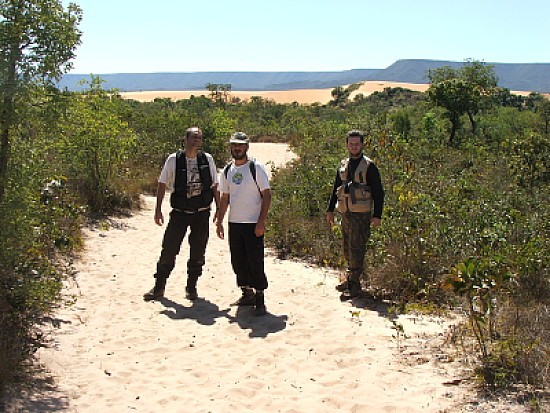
[{"x1": 336, "y1": 155, "x2": 372, "y2": 213}]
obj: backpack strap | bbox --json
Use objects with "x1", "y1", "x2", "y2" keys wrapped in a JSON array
[
  {"x1": 197, "y1": 150, "x2": 213, "y2": 189},
  {"x1": 223, "y1": 158, "x2": 262, "y2": 197},
  {"x1": 249, "y1": 158, "x2": 262, "y2": 197},
  {"x1": 174, "y1": 150, "x2": 186, "y2": 194}
]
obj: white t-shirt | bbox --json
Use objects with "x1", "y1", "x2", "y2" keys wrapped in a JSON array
[
  {"x1": 218, "y1": 160, "x2": 270, "y2": 223},
  {"x1": 158, "y1": 151, "x2": 218, "y2": 194}
]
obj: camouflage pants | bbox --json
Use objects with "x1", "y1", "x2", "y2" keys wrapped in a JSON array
[{"x1": 342, "y1": 212, "x2": 371, "y2": 283}]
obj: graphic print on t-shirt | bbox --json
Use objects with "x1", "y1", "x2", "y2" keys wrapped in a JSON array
[
  {"x1": 186, "y1": 157, "x2": 202, "y2": 198},
  {"x1": 232, "y1": 172, "x2": 244, "y2": 185}
]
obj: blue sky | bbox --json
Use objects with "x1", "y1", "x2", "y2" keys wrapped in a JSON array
[{"x1": 62, "y1": 0, "x2": 550, "y2": 74}]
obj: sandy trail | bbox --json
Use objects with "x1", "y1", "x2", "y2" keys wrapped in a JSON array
[{"x1": 13, "y1": 143, "x2": 474, "y2": 412}]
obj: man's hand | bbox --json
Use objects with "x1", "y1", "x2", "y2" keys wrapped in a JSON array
[
  {"x1": 255, "y1": 221, "x2": 265, "y2": 237},
  {"x1": 216, "y1": 222, "x2": 225, "y2": 239},
  {"x1": 154, "y1": 210, "x2": 164, "y2": 226},
  {"x1": 326, "y1": 211, "x2": 335, "y2": 228},
  {"x1": 371, "y1": 217, "x2": 381, "y2": 228}
]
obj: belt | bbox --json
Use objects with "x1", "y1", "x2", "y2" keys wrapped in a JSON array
[{"x1": 172, "y1": 207, "x2": 210, "y2": 214}]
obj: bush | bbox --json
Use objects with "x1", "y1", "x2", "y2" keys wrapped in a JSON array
[
  {"x1": 0, "y1": 162, "x2": 81, "y2": 392},
  {"x1": 57, "y1": 83, "x2": 138, "y2": 213}
]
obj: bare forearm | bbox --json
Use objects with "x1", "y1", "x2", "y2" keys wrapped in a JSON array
[
  {"x1": 217, "y1": 194, "x2": 229, "y2": 223},
  {"x1": 156, "y1": 182, "x2": 166, "y2": 211},
  {"x1": 257, "y1": 189, "x2": 271, "y2": 225}
]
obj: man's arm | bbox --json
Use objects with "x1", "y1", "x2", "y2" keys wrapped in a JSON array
[
  {"x1": 255, "y1": 189, "x2": 272, "y2": 237},
  {"x1": 216, "y1": 193, "x2": 230, "y2": 239},
  {"x1": 212, "y1": 183, "x2": 220, "y2": 223},
  {"x1": 155, "y1": 182, "x2": 167, "y2": 226},
  {"x1": 326, "y1": 170, "x2": 341, "y2": 227},
  {"x1": 366, "y1": 163, "x2": 384, "y2": 222}
]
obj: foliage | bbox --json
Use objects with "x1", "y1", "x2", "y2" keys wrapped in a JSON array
[
  {"x1": 0, "y1": 0, "x2": 83, "y2": 394},
  {"x1": 0, "y1": 0, "x2": 82, "y2": 201},
  {"x1": 427, "y1": 60, "x2": 499, "y2": 145},
  {"x1": 444, "y1": 257, "x2": 514, "y2": 360},
  {"x1": 205, "y1": 83, "x2": 232, "y2": 105},
  {"x1": 427, "y1": 78, "x2": 479, "y2": 145},
  {"x1": 58, "y1": 77, "x2": 137, "y2": 212},
  {"x1": 0, "y1": 116, "x2": 82, "y2": 392},
  {"x1": 330, "y1": 82, "x2": 362, "y2": 107},
  {"x1": 508, "y1": 131, "x2": 550, "y2": 189}
]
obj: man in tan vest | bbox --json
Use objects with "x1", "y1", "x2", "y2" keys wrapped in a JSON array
[{"x1": 326, "y1": 130, "x2": 385, "y2": 299}]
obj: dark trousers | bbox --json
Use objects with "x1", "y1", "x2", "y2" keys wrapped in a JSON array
[
  {"x1": 342, "y1": 212, "x2": 371, "y2": 283},
  {"x1": 154, "y1": 209, "x2": 210, "y2": 280},
  {"x1": 228, "y1": 223, "x2": 268, "y2": 290}
]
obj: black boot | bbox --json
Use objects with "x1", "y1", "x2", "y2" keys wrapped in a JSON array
[
  {"x1": 230, "y1": 287, "x2": 255, "y2": 306},
  {"x1": 254, "y1": 290, "x2": 267, "y2": 316},
  {"x1": 143, "y1": 277, "x2": 167, "y2": 301},
  {"x1": 335, "y1": 278, "x2": 349, "y2": 292},
  {"x1": 185, "y1": 274, "x2": 199, "y2": 300}
]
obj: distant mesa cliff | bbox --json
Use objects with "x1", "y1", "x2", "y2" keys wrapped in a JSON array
[{"x1": 58, "y1": 59, "x2": 550, "y2": 93}]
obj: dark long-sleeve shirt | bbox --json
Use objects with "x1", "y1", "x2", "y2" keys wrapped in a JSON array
[{"x1": 326, "y1": 156, "x2": 385, "y2": 219}]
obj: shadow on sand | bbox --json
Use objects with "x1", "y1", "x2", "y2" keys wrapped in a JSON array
[
  {"x1": 340, "y1": 292, "x2": 397, "y2": 320},
  {"x1": 159, "y1": 297, "x2": 233, "y2": 326},
  {"x1": 159, "y1": 297, "x2": 287, "y2": 338},
  {"x1": 233, "y1": 306, "x2": 288, "y2": 339}
]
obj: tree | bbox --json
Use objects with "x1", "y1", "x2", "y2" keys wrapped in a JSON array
[
  {"x1": 428, "y1": 78, "x2": 479, "y2": 145},
  {"x1": 205, "y1": 82, "x2": 221, "y2": 102},
  {"x1": 205, "y1": 83, "x2": 232, "y2": 105},
  {"x1": 0, "y1": 0, "x2": 82, "y2": 201},
  {"x1": 330, "y1": 82, "x2": 362, "y2": 107},
  {"x1": 427, "y1": 60, "x2": 498, "y2": 143}
]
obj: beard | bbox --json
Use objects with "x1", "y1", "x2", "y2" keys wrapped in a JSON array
[{"x1": 231, "y1": 149, "x2": 247, "y2": 160}]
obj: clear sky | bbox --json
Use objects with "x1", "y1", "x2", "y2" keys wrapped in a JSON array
[{"x1": 61, "y1": 0, "x2": 550, "y2": 74}]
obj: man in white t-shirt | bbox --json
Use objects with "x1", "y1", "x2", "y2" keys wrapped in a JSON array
[
  {"x1": 216, "y1": 132, "x2": 271, "y2": 316},
  {"x1": 144, "y1": 127, "x2": 219, "y2": 302}
]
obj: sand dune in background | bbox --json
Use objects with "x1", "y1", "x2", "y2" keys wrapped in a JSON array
[
  {"x1": 118, "y1": 80, "x2": 543, "y2": 104},
  {"x1": 119, "y1": 81, "x2": 430, "y2": 104}
]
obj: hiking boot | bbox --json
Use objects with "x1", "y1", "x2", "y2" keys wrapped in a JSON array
[
  {"x1": 254, "y1": 290, "x2": 267, "y2": 316},
  {"x1": 230, "y1": 287, "x2": 255, "y2": 306},
  {"x1": 143, "y1": 277, "x2": 166, "y2": 301},
  {"x1": 185, "y1": 286, "x2": 198, "y2": 300},
  {"x1": 185, "y1": 274, "x2": 199, "y2": 300},
  {"x1": 335, "y1": 279, "x2": 349, "y2": 292}
]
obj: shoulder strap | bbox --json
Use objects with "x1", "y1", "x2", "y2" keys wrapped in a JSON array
[
  {"x1": 249, "y1": 159, "x2": 262, "y2": 197},
  {"x1": 174, "y1": 150, "x2": 186, "y2": 193},
  {"x1": 197, "y1": 150, "x2": 212, "y2": 189},
  {"x1": 249, "y1": 158, "x2": 257, "y2": 183},
  {"x1": 223, "y1": 159, "x2": 262, "y2": 197},
  {"x1": 340, "y1": 158, "x2": 350, "y2": 183}
]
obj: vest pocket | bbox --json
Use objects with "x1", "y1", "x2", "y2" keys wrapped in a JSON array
[
  {"x1": 336, "y1": 185, "x2": 347, "y2": 213},
  {"x1": 348, "y1": 185, "x2": 372, "y2": 212}
]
